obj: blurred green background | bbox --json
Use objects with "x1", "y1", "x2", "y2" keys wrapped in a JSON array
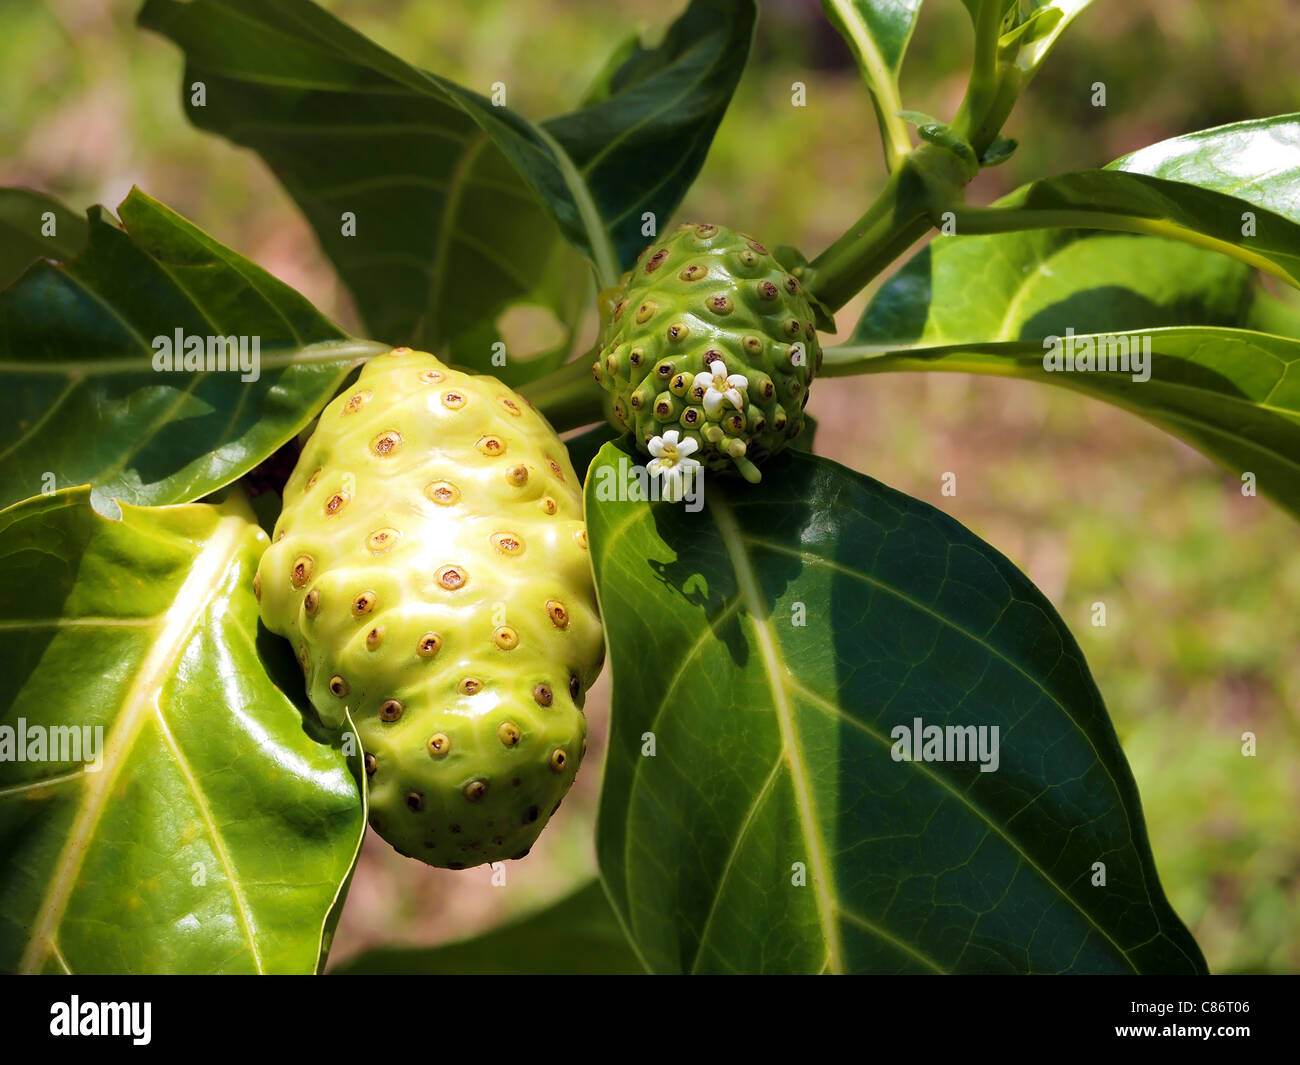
[{"x1": 2, "y1": 0, "x2": 1297, "y2": 974}]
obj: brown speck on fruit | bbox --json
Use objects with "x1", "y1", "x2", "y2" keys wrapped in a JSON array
[
  {"x1": 324, "y1": 491, "x2": 350, "y2": 517},
  {"x1": 540, "y1": 496, "x2": 557, "y2": 515},
  {"x1": 613, "y1": 299, "x2": 625, "y2": 321},
  {"x1": 371, "y1": 430, "x2": 402, "y2": 456},
  {"x1": 546, "y1": 599, "x2": 569, "y2": 629},
  {"x1": 464, "y1": 780, "x2": 487, "y2": 802},
  {"x1": 494, "y1": 625, "x2": 519, "y2": 650},
  {"x1": 645, "y1": 248, "x2": 669, "y2": 273},
  {"x1": 523, "y1": 804, "x2": 539, "y2": 824},
  {"x1": 366, "y1": 528, "x2": 400, "y2": 553},
  {"x1": 805, "y1": 322, "x2": 816, "y2": 341},
  {"x1": 696, "y1": 223, "x2": 718, "y2": 237},
  {"x1": 253, "y1": 573, "x2": 261, "y2": 600},
  {"x1": 743, "y1": 335, "x2": 763, "y2": 355},
  {"x1": 418, "y1": 369, "x2": 444, "y2": 384},
  {"x1": 785, "y1": 318, "x2": 802, "y2": 338},
  {"x1": 682, "y1": 407, "x2": 701, "y2": 426},
  {"x1": 569, "y1": 674, "x2": 581, "y2": 700},
  {"x1": 290, "y1": 555, "x2": 314, "y2": 589},
  {"x1": 499, "y1": 397, "x2": 522, "y2": 416},
  {"x1": 365, "y1": 626, "x2": 384, "y2": 651},
  {"x1": 709, "y1": 294, "x2": 734, "y2": 315},
  {"x1": 352, "y1": 591, "x2": 376, "y2": 617},
  {"x1": 458, "y1": 677, "x2": 482, "y2": 696},
  {"x1": 738, "y1": 249, "x2": 759, "y2": 267},
  {"x1": 343, "y1": 390, "x2": 372, "y2": 415},
  {"x1": 748, "y1": 239, "x2": 768, "y2": 254},
  {"x1": 476, "y1": 434, "x2": 505, "y2": 457},
  {"x1": 364, "y1": 753, "x2": 376, "y2": 776},
  {"x1": 549, "y1": 748, "x2": 568, "y2": 772},
  {"x1": 498, "y1": 721, "x2": 521, "y2": 747},
  {"x1": 670, "y1": 372, "x2": 689, "y2": 393},
  {"x1": 679, "y1": 264, "x2": 707, "y2": 282},
  {"x1": 592, "y1": 361, "x2": 602, "y2": 383},
  {"x1": 785, "y1": 276, "x2": 800, "y2": 294},
  {"x1": 547, "y1": 457, "x2": 564, "y2": 481},
  {"x1": 635, "y1": 301, "x2": 657, "y2": 324},
  {"x1": 667, "y1": 322, "x2": 689, "y2": 342},
  {"x1": 304, "y1": 588, "x2": 321, "y2": 616},
  {"x1": 378, "y1": 699, "x2": 403, "y2": 722},
  {"x1": 629, "y1": 347, "x2": 644, "y2": 366},
  {"x1": 426, "y1": 480, "x2": 460, "y2": 505},
  {"x1": 574, "y1": 529, "x2": 588, "y2": 549},
  {"x1": 442, "y1": 391, "x2": 466, "y2": 409},
  {"x1": 329, "y1": 675, "x2": 349, "y2": 697},
  {"x1": 406, "y1": 791, "x2": 424, "y2": 812},
  {"x1": 436, "y1": 565, "x2": 467, "y2": 590},
  {"x1": 306, "y1": 468, "x2": 321, "y2": 489},
  {"x1": 757, "y1": 281, "x2": 779, "y2": 301},
  {"x1": 656, "y1": 361, "x2": 674, "y2": 379},
  {"x1": 427, "y1": 732, "x2": 450, "y2": 756},
  {"x1": 534, "y1": 683, "x2": 553, "y2": 707},
  {"x1": 491, "y1": 531, "x2": 524, "y2": 556},
  {"x1": 417, "y1": 632, "x2": 442, "y2": 658}
]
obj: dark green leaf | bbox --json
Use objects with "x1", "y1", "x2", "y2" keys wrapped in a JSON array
[
  {"x1": 0, "y1": 188, "x2": 385, "y2": 512},
  {"x1": 0, "y1": 188, "x2": 88, "y2": 291},
  {"x1": 0, "y1": 488, "x2": 365, "y2": 974},
  {"x1": 587, "y1": 442, "x2": 1204, "y2": 974},
  {"x1": 331, "y1": 881, "x2": 645, "y2": 975}
]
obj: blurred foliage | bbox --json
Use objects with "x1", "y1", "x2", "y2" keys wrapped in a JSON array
[{"x1": 2, "y1": 0, "x2": 1297, "y2": 973}]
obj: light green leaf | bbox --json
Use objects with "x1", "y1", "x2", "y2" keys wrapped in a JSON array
[
  {"x1": 0, "y1": 488, "x2": 365, "y2": 974},
  {"x1": 587, "y1": 443, "x2": 1204, "y2": 974}
]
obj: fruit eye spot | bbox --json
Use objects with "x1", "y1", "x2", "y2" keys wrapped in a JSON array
[
  {"x1": 458, "y1": 678, "x2": 482, "y2": 695},
  {"x1": 629, "y1": 347, "x2": 644, "y2": 365},
  {"x1": 656, "y1": 362, "x2": 674, "y2": 378},
  {"x1": 305, "y1": 468, "x2": 321, "y2": 489},
  {"x1": 569, "y1": 674, "x2": 581, "y2": 699},
  {"x1": 645, "y1": 249, "x2": 669, "y2": 273},
  {"x1": 533, "y1": 683, "x2": 553, "y2": 707},
  {"x1": 499, "y1": 397, "x2": 522, "y2": 416},
  {"x1": 324, "y1": 491, "x2": 351, "y2": 517},
  {"x1": 547, "y1": 457, "x2": 565, "y2": 481},
  {"x1": 366, "y1": 528, "x2": 400, "y2": 553},
  {"x1": 696, "y1": 223, "x2": 718, "y2": 237},
  {"x1": 427, "y1": 732, "x2": 450, "y2": 756},
  {"x1": 744, "y1": 336, "x2": 763, "y2": 355},
  {"x1": 379, "y1": 699, "x2": 404, "y2": 722},
  {"x1": 786, "y1": 318, "x2": 802, "y2": 337},
  {"x1": 425, "y1": 480, "x2": 460, "y2": 505},
  {"x1": 290, "y1": 555, "x2": 314, "y2": 588},
  {"x1": 304, "y1": 589, "x2": 321, "y2": 616},
  {"x1": 476, "y1": 435, "x2": 506, "y2": 456},
  {"x1": 406, "y1": 791, "x2": 424, "y2": 812},
  {"x1": 506, "y1": 465, "x2": 528, "y2": 486},
  {"x1": 635, "y1": 301, "x2": 657, "y2": 324},
  {"x1": 498, "y1": 721, "x2": 521, "y2": 747},
  {"x1": 494, "y1": 625, "x2": 519, "y2": 650},
  {"x1": 253, "y1": 573, "x2": 262, "y2": 601},
  {"x1": 491, "y1": 532, "x2": 524, "y2": 555},
  {"x1": 546, "y1": 600, "x2": 569, "y2": 629},
  {"x1": 574, "y1": 529, "x2": 588, "y2": 550},
  {"x1": 748, "y1": 239, "x2": 768, "y2": 254},
  {"x1": 540, "y1": 497, "x2": 558, "y2": 515},
  {"x1": 442, "y1": 391, "x2": 466, "y2": 409},
  {"x1": 464, "y1": 780, "x2": 488, "y2": 802},
  {"x1": 343, "y1": 390, "x2": 372, "y2": 415},
  {"x1": 370, "y1": 430, "x2": 402, "y2": 456},
  {"x1": 679, "y1": 264, "x2": 707, "y2": 282},
  {"x1": 364, "y1": 753, "x2": 377, "y2": 776},
  {"x1": 418, "y1": 369, "x2": 444, "y2": 384},
  {"x1": 785, "y1": 276, "x2": 800, "y2": 294},
  {"x1": 549, "y1": 748, "x2": 568, "y2": 772},
  {"x1": 352, "y1": 592, "x2": 376, "y2": 616},
  {"x1": 329, "y1": 675, "x2": 349, "y2": 697},
  {"x1": 437, "y1": 565, "x2": 467, "y2": 590},
  {"x1": 709, "y1": 295, "x2": 734, "y2": 315},
  {"x1": 758, "y1": 281, "x2": 778, "y2": 300},
  {"x1": 683, "y1": 408, "x2": 700, "y2": 425},
  {"x1": 365, "y1": 627, "x2": 384, "y2": 651},
  {"x1": 417, "y1": 632, "x2": 442, "y2": 658},
  {"x1": 667, "y1": 323, "x2": 689, "y2": 341}
]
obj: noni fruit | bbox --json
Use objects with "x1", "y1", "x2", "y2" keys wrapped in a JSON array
[
  {"x1": 256, "y1": 348, "x2": 603, "y2": 869},
  {"x1": 591, "y1": 222, "x2": 822, "y2": 483}
]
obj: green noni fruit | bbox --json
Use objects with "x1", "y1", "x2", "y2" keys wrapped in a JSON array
[
  {"x1": 591, "y1": 222, "x2": 822, "y2": 483},
  {"x1": 256, "y1": 348, "x2": 603, "y2": 869}
]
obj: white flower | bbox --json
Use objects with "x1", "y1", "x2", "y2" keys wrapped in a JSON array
[
  {"x1": 646, "y1": 430, "x2": 701, "y2": 503},
  {"x1": 691, "y1": 359, "x2": 748, "y2": 416}
]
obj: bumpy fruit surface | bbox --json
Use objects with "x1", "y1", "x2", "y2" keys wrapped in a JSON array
[
  {"x1": 257, "y1": 349, "x2": 602, "y2": 869},
  {"x1": 592, "y1": 222, "x2": 822, "y2": 482}
]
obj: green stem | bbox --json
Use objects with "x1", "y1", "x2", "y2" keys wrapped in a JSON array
[
  {"x1": 953, "y1": 0, "x2": 1004, "y2": 151},
  {"x1": 823, "y1": 0, "x2": 912, "y2": 171},
  {"x1": 519, "y1": 354, "x2": 607, "y2": 432},
  {"x1": 802, "y1": 143, "x2": 971, "y2": 313}
]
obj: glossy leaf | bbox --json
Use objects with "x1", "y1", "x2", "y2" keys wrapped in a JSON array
[
  {"x1": 0, "y1": 187, "x2": 386, "y2": 513},
  {"x1": 588, "y1": 442, "x2": 1204, "y2": 974},
  {"x1": 1110, "y1": 114, "x2": 1300, "y2": 223},
  {"x1": 140, "y1": 0, "x2": 754, "y2": 379},
  {"x1": 0, "y1": 188, "x2": 88, "y2": 291},
  {"x1": 0, "y1": 488, "x2": 365, "y2": 974},
  {"x1": 332, "y1": 881, "x2": 645, "y2": 975},
  {"x1": 831, "y1": 228, "x2": 1300, "y2": 515}
]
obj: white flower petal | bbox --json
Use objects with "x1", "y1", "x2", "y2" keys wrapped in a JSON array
[
  {"x1": 647, "y1": 457, "x2": 666, "y2": 476},
  {"x1": 707, "y1": 359, "x2": 728, "y2": 376},
  {"x1": 678, "y1": 454, "x2": 701, "y2": 469},
  {"x1": 692, "y1": 371, "x2": 714, "y2": 390},
  {"x1": 702, "y1": 391, "x2": 723, "y2": 415},
  {"x1": 676, "y1": 437, "x2": 700, "y2": 457},
  {"x1": 647, "y1": 436, "x2": 666, "y2": 457},
  {"x1": 662, "y1": 429, "x2": 681, "y2": 446},
  {"x1": 727, "y1": 373, "x2": 748, "y2": 391},
  {"x1": 724, "y1": 388, "x2": 744, "y2": 410}
]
